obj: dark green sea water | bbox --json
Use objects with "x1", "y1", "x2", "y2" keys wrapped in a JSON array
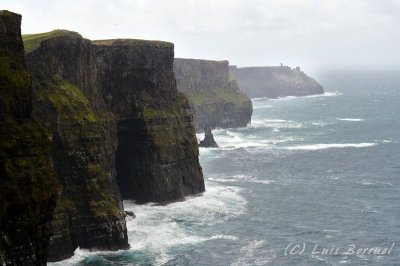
[{"x1": 50, "y1": 70, "x2": 400, "y2": 266}]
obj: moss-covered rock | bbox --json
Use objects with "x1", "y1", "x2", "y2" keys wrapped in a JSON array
[
  {"x1": 174, "y1": 58, "x2": 252, "y2": 131},
  {"x1": 0, "y1": 10, "x2": 58, "y2": 265},
  {"x1": 25, "y1": 33, "x2": 129, "y2": 261},
  {"x1": 23, "y1": 29, "x2": 204, "y2": 260},
  {"x1": 92, "y1": 40, "x2": 204, "y2": 203}
]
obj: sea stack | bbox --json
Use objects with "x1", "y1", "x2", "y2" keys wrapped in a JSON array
[{"x1": 199, "y1": 128, "x2": 219, "y2": 148}]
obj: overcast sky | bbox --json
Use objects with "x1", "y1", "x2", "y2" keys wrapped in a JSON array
[{"x1": 3, "y1": 0, "x2": 400, "y2": 71}]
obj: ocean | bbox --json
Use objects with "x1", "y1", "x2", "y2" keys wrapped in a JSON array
[{"x1": 50, "y1": 69, "x2": 400, "y2": 266}]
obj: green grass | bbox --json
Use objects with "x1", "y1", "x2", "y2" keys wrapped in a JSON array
[
  {"x1": 187, "y1": 89, "x2": 248, "y2": 107},
  {"x1": 22, "y1": 30, "x2": 81, "y2": 53},
  {"x1": 92, "y1": 38, "x2": 173, "y2": 48},
  {"x1": 35, "y1": 78, "x2": 98, "y2": 122}
]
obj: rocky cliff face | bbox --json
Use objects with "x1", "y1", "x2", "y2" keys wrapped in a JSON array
[
  {"x1": 0, "y1": 11, "x2": 58, "y2": 265},
  {"x1": 92, "y1": 40, "x2": 204, "y2": 203},
  {"x1": 25, "y1": 32, "x2": 129, "y2": 261},
  {"x1": 230, "y1": 65, "x2": 324, "y2": 98},
  {"x1": 174, "y1": 59, "x2": 252, "y2": 131},
  {"x1": 23, "y1": 30, "x2": 204, "y2": 260}
]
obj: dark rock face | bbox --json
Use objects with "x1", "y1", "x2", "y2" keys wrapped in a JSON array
[
  {"x1": 24, "y1": 31, "x2": 204, "y2": 260},
  {"x1": 199, "y1": 128, "x2": 218, "y2": 148},
  {"x1": 25, "y1": 35, "x2": 129, "y2": 261},
  {"x1": 0, "y1": 11, "x2": 58, "y2": 265},
  {"x1": 92, "y1": 40, "x2": 204, "y2": 204},
  {"x1": 230, "y1": 65, "x2": 324, "y2": 98},
  {"x1": 174, "y1": 58, "x2": 252, "y2": 131}
]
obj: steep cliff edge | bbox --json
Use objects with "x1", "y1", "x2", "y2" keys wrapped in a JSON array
[
  {"x1": 24, "y1": 32, "x2": 129, "y2": 261},
  {"x1": 230, "y1": 65, "x2": 324, "y2": 98},
  {"x1": 0, "y1": 11, "x2": 58, "y2": 265},
  {"x1": 92, "y1": 40, "x2": 204, "y2": 203},
  {"x1": 174, "y1": 58, "x2": 252, "y2": 131},
  {"x1": 23, "y1": 31, "x2": 204, "y2": 259}
]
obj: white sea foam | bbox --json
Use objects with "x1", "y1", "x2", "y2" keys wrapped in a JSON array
[
  {"x1": 284, "y1": 143, "x2": 377, "y2": 151},
  {"x1": 213, "y1": 130, "x2": 269, "y2": 149},
  {"x1": 250, "y1": 118, "x2": 304, "y2": 130},
  {"x1": 253, "y1": 104, "x2": 273, "y2": 109},
  {"x1": 323, "y1": 91, "x2": 342, "y2": 97},
  {"x1": 208, "y1": 174, "x2": 274, "y2": 185},
  {"x1": 231, "y1": 240, "x2": 276, "y2": 266},
  {"x1": 47, "y1": 247, "x2": 120, "y2": 266},
  {"x1": 210, "y1": 235, "x2": 239, "y2": 241},
  {"x1": 336, "y1": 118, "x2": 364, "y2": 122},
  {"x1": 311, "y1": 122, "x2": 328, "y2": 126},
  {"x1": 124, "y1": 181, "x2": 246, "y2": 265},
  {"x1": 252, "y1": 91, "x2": 341, "y2": 103}
]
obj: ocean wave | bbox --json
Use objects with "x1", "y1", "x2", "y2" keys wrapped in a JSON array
[
  {"x1": 231, "y1": 240, "x2": 275, "y2": 266},
  {"x1": 311, "y1": 122, "x2": 328, "y2": 126},
  {"x1": 123, "y1": 181, "x2": 246, "y2": 265},
  {"x1": 208, "y1": 174, "x2": 274, "y2": 185},
  {"x1": 47, "y1": 247, "x2": 122, "y2": 266},
  {"x1": 336, "y1": 118, "x2": 364, "y2": 122},
  {"x1": 209, "y1": 235, "x2": 239, "y2": 241},
  {"x1": 252, "y1": 91, "x2": 341, "y2": 102},
  {"x1": 250, "y1": 118, "x2": 304, "y2": 130},
  {"x1": 213, "y1": 130, "x2": 269, "y2": 149},
  {"x1": 253, "y1": 104, "x2": 273, "y2": 109},
  {"x1": 284, "y1": 143, "x2": 377, "y2": 151},
  {"x1": 213, "y1": 129, "x2": 301, "y2": 150}
]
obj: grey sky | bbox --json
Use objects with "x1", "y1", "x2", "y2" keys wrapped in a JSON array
[{"x1": 4, "y1": 0, "x2": 400, "y2": 71}]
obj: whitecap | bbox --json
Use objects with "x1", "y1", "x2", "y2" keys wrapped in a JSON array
[
  {"x1": 47, "y1": 247, "x2": 122, "y2": 266},
  {"x1": 311, "y1": 122, "x2": 328, "y2": 126},
  {"x1": 209, "y1": 235, "x2": 238, "y2": 241},
  {"x1": 284, "y1": 143, "x2": 377, "y2": 151},
  {"x1": 250, "y1": 118, "x2": 304, "y2": 130},
  {"x1": 123, "y1": 181, "x2": 246, "y2": 265},
  {"x1": 253, "y1": 104, "x2": 273, "y2": 109},
  {"x1": 336, "y1": 118, "x2": 364, "y2": 122},
  {"x1": 231, "y1": 240, "x2": 275, "y2": 266},
  {"x1": 208, "y1": 174, "x2": 274, "y2": 185},
  {"x1": 251, "y1": 91, "x2": 340, "y2": 101},
  {"x1": 322, "y1": 91, "x2": 342, "y2": 97}
]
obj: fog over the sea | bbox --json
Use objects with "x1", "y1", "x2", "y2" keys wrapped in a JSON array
[{"x1": 4, "y1": 0, "x2": 400, "y2": 72}]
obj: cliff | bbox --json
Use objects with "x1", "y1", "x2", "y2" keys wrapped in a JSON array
[
  {"x1": 174, "y1": 58, "x2": 252, "y2": 131},
  {"x1": 0, "y1": 11, "x2": 58, "y2": 265},
  {"x1": 230, "y1": 65, "x2": 324, "y2": 98},
  {"x1": 24, "y1": 31, "x2": 129, "y2": 261},
  {"x1": 23, "y1": 30, "x2": 204, "y2": 260},
  {"x1": 92, "y1": 40, "x2": 205, "y2": 203}
]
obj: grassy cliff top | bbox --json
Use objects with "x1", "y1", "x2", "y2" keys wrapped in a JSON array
[
  {"x1": 189, "y1": 89, "x2": 249, "y2": 107},
  {"x1": 22, "y1": 29, "x2": 173, "y2": 52},
  {"x1": 0, "y1": 10, "x2": 20, "y2": 17},
  {"x1": 175, "y1": 58, "x2": 229, "y2": 65},
  {"x1": 92, "y1": 38, "x2": 173, "y2": 48},
  {"x1": 22, "y1": 30, "x2": 82, "y2": 53}
]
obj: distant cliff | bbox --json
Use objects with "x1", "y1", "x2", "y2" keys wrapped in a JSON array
[
  {"x1": 174, "y1": 59, "x2": 252, "y2": 131},
  {"x1": 0, "y1": 11, "x2": 58, "y2": 265},
  {"x1": 23, "y1": 31, "x2": 204, "y2": 261},
  {"x1": 230, "y1": 65, "x2": 324, "y2": 98}
]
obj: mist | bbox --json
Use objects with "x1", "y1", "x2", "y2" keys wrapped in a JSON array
[{"x1": 4, "y1": 0, "x2": 400, "y2": 73}]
